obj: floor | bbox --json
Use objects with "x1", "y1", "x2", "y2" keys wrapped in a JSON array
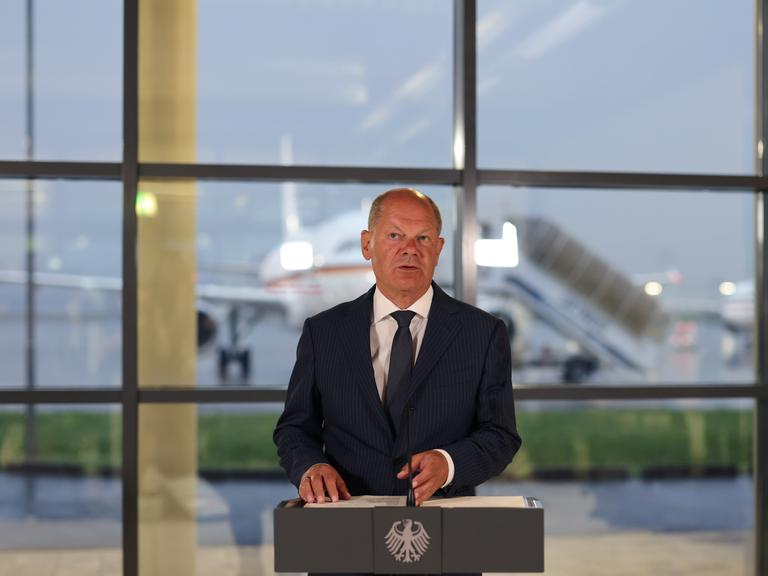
[{"x1": 0, "y1": 531, "x2": 753, "y2": 576}]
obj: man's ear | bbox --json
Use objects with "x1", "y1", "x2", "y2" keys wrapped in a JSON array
[{"x1": 361, "y1": 230, "x2": 372, "y2": 261}]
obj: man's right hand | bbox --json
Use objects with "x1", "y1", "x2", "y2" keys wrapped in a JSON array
[{"x1": 299, "y1": 463, "x2": 352, "y2": 503}]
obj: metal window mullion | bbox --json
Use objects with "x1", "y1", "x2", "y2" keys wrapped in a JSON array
[
  {"x1": 478, "y1": 169, "x2": 767, "y2": 191},
  {"x1": 122, "y1": 0, "x2": 139, "y2": 575},
  {"x1": 0, "y1": 384, "x2": 761, "y2": 405},
  {"x1": 756, "y1": 203, "x2": 768, "y2": 573},
  {"x1": 756, "y1": 192, "x2": 768, "y2": 576},
  {"x1": 755, "y1": 1, "x2": 768, "y2": 574},
  {"x1": 454, "y1": 0, "x2": 478, "y2": 304},
  {"x1": 129, "y1": 384, "x2": 764, "y2": 404},
  {"x1": 24, "y1": 0, "x2": 37, "y2": 471},
  {"x1": 0, "y1": 161, "x2": 122, "y2": 179},
  {"x1": 138, "y1": 163, "x2": 461, "y2": 184},
  {"x1": 0, "y1": 389, "x2": 122, "y2": 403},
  {"x1": 3, "y1": 160, "x2": 767, "y2": 190},
  {"x1": 138, "y1": 388, "x2": 286, "y2": 404}
]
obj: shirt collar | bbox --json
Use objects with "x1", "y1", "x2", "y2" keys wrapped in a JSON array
[{"x1": 373, "y1": 285, "x2": 433, "y2": 324}]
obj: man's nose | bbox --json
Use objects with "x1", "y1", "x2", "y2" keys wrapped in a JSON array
[{"x1": 401, "y1": 237, "x2": 418, "y2": 253}]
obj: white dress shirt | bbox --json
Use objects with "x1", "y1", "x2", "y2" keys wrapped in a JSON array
[{"x1": 370, "y1": 286, "x2": 455, "y2": 488}]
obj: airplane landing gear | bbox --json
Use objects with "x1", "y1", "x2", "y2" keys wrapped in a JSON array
[
  {"x1": 218, "y1": 347, "x2": 251, "y2": 381},
  {"x1": 562, "y1": 354, "x2": 598, "y2": 384},
  {"x1": 218, "y1": 305, "x2": 253, "y2": 383}
]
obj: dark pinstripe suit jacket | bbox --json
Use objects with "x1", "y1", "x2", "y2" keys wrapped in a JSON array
[{"x1": 273, "y1": 282, "x2": 521, "y2": 497}]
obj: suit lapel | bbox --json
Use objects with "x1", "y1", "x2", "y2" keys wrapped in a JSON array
[
  {"x1": 340, "y1": 286, "x2": 392, "y2": 432},
  {"x1": 389, "y1": 283, "x2": 461, "y2": 435}
]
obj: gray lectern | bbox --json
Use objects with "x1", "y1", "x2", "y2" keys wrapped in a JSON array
[{"x1": 274, "y1": 496, "x2": 544, "y2": 573}]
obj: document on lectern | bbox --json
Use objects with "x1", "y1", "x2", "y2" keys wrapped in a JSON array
[
  {"x1": 304, "y1": 495, "x2": 528, "y2": 508},
  {"x1": 423, "y1": 495, "x2": 528, "y2": 508},
  {"x1": 304, "y1": 495, "x2": 407, "y2": 508}
]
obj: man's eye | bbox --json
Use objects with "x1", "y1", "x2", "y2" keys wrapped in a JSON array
[
  {"x1": 388, "y1": 232, "x2": 400, "y2": 239},
  {"x1": 419, "y1": 235, "x2": 430, "y2": 242}
]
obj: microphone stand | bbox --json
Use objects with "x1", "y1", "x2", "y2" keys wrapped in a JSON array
[{"x1": 406, "y1": 406, "x2": 416, "y2": 507}]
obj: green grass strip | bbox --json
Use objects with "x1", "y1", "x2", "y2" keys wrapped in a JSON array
[{"x1": 0, "y1": 408, "x2": 754, "y2": 479}]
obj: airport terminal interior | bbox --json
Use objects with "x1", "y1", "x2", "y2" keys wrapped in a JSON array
[{"x1": 0, "y1": 0, "x2": 766, "y2": 575}]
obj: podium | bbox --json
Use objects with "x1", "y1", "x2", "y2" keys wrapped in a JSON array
[{"x1": 274, "y1": 496, "x2": 544, "y2": 573}]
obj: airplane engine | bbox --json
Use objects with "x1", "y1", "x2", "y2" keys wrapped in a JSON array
[{"x1": 197, "y1": 303, "x2": 218, "y2": 352}]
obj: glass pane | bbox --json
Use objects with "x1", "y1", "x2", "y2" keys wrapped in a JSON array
[
  {"x1": 137, "y1": 400, "x2": 753, "y2": 576},
  {"x1": 477, "y1": 186, "x2": 754, "y2": 384},
  {"x1": 0, "y1": 2, "x2": 25, "y2": 159},
  {"x1": 0, "y1": 0, "x2": 122, "y2": 160},
  {"x1": 477, "y1": 0, "x2": 754, "y2": 173},
  {"x1": 136, "y1": 181, "x2": 454, "y2": 387},
  {"x1": 0, "y1": 405, "x2": 122, "y2": 575},
  {"x1": 139, "y1": 403, "x2": 294, "y2": 576},
  {"x1": 0, "y1": 180, "x2": 24, "y2": 386},
  {"x1": 0, "y1": 180, "x2": 122, "y2": 388},
  {"x1": 486, "y1": 400, "x2": 753, "y2": 575},
  {"x1": 140, "y1": 0, "x2": 452, "y2": 165}
]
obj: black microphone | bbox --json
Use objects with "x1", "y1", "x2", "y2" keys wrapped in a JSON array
[{"x1": 406, "y1": 406, "x2": 416, "y2": 507}]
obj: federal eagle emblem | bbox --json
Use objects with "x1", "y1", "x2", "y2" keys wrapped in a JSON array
[{"x1": 384, "y1": 518, "x2": 431, "y2": 563}]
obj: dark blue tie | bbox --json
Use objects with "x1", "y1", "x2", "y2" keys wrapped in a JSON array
[{"x1": 385, "y1": 310, "x2": 417, "y2": 420}]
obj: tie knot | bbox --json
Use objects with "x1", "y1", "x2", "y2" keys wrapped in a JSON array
[{"x1": 391, "y1": 310, "x2": 416, "y2": 328}]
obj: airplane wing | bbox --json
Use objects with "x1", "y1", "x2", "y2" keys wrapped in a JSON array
[
  {"x1": 0, "y1": 269, "x2": 123, "y2": 291},
  {"x1": 0, "y1": 269, "x2": 287, "y2": 312},
  {"x1": 195, "y1": 282, "x2": 285, "y2": 310}
]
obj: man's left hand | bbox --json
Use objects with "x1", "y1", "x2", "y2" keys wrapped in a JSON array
[{"x1": 396, "y1": 450, "x2": 448, "y2": 506}]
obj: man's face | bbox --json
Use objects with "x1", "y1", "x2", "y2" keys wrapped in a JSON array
[{"x1": 361, "y1": 194, "x2": 444, "y2": 303}]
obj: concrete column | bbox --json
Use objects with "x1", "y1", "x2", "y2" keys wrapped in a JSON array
[{"x1": 137, "y1": 1, "x2": 198, "y2": 575}]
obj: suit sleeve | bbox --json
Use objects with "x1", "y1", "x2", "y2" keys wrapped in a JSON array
[
  {"x1": 273, "y1": 318, "x2": 329, "y2": 487},
  {"x1": 441, "y1": 319, "x2": 521, "y2": 493}
]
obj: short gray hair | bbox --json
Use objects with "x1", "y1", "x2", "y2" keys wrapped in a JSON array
[{"x1": 367, "y1": 188, "x2": 443, "y2": 235}]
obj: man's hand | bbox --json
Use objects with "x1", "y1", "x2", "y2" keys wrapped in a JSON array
[
  {"x1": 396, "y1": 450, "x2": 449, "y2": 506},
  {"x1": 299, "y1": 463, "x2": 352, "y2": 504}
]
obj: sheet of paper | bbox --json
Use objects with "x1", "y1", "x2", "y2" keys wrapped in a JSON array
[
  {"x1": 421, "y1": 496, "x2": 528, "y2": 508},
  {"x1": 305, "y1": 495, "x2": 530, "y2": 508},
  {"x1": 304, "y1": 495, "x2": 407, "y2": 508}
]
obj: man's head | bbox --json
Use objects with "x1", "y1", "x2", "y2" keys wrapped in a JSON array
[{"x1": 361, "y1": 188, "x2": 445, "y2": 308}]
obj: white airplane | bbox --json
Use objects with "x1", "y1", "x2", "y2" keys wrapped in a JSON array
[
  {"x1": 0, "y1": 209, "x2": 374, "y2": 381},
  {"x1": 721, "y1": 279, "x2": 754, "y2": 331},
  {"x1": 0, "y1": 208, "x2": 671, "y2": 384},
  {"x1": 201, "y1": 209, "x2": 668, "y2": 384}
]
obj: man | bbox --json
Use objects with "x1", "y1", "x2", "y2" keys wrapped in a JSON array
[{"x1": 273, "y1": 188, "x2": 520, "y2": 505}]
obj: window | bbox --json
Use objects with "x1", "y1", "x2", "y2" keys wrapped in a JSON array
[
  {"x1": 0, "y1": 404, "x2": 122, "y2": 574},
  {"x1": 478, "y1": 0, "x2": 754, "y2": 174},
  {"x1": 477, "y1": 186, "x2": 755, "y2": 384},
  {"x1": 0, "y1": 2, "x2": 765, "y2": 575},
  {"x1": 0, "y1": 0, "x2": 122, "y2": 160},
  {"x1": 0, "y1": 180, "x2": 122, "y2": 389}
]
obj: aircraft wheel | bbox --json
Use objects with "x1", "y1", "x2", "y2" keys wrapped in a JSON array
[
  {"x1": 562, "y1": 355, "x2": 598, "y2": 384},
  {"x1": 218, "y1": 348, "x2": 230, "y2": 381},
  {"x1": 239, "y1": 349, "x2": 251, "y2": 380}
]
